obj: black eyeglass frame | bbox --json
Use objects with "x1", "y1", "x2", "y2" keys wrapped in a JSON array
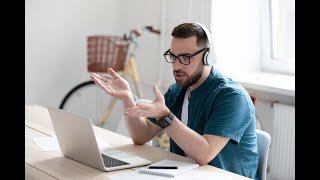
[{"x1": 163, "y1": 48, "x2": 209, "y2": 65}]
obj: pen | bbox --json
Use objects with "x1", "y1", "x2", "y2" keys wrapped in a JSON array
[{"x1": 148, "y1": 166, "x2": 178, "y2": 169}]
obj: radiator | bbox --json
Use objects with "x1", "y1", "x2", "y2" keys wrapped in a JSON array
[{"x1": 269, "y1": 103, "x2": 295, "y2": 180}]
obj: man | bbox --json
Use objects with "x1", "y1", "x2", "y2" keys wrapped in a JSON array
[{"x1": 90, "y1": 23, "x2": 259, "y2": 179}]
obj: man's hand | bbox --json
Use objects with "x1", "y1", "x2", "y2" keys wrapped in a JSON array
[
  {"x1": 90, "y1": 68, "x2": 133, "y2": 101},
  {"x1": 125, "y1": 85, "x2": 170, "y2": 120}
]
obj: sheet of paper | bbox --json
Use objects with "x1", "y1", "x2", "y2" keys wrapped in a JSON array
[
  {"x1": 33, "y1": 136, "x2": 60, "y2": 151},
  {"x1": 137, "y1": 159, "x2": 199, "y2": 177},
  {"x1": 174, "y1": 170, "x2": 233, "y2": 180},
  {"x1": 108, "y1": 169, "x2": 233, "y2": 180}
]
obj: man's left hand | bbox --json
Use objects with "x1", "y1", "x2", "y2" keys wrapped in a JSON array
[{"x1": 124, "y1": 85, "x2": 170, "y2": 120}]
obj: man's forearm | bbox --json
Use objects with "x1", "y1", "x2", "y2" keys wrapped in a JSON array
[
  {"x1": 122, "y1": 95, "x2": 160, "y2": 144},
  {"x1": 165, "y1": 118, "x2": 213, "y2": 165}
]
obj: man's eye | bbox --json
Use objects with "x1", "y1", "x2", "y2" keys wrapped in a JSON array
[
  {"x1": 181, "y1": 56, "x2": 189, "y2": 61},
  {"x1": 170, "y1": 55, "x2": 176, "y2": 60}
]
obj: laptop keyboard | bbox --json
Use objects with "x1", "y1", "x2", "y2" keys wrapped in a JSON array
[{"x1": 101, "y1": 154, "x2": 129, "y2": 168}]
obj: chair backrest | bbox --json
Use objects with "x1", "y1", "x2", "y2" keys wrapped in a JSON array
[{"x1": 256, "y1": 129, "x2": 271, "y2": 180}]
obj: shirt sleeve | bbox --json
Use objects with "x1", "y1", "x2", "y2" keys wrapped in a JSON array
[{"x1": 203, "y1": 88, "x2": 252, "y2": 144}]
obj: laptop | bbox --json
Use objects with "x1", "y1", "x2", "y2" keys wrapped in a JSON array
[{"x1": 47, "y1": 107, "x2": 152, "y2": 171}]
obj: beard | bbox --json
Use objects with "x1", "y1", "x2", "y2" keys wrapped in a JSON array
[{"x1": 174, "y1": 63, "x2": 204, "y2": 88}]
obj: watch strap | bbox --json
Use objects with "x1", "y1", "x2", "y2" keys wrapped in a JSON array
[{"x1": 158, "y1": 112, "x2": 175, "y2": 129}]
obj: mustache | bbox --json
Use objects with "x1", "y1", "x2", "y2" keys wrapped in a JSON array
[{"x1": 173, "y1": 70, "x2": 187, "y2": 75}]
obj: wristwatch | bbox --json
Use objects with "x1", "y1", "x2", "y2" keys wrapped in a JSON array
[{"x1": 157, "y1": 112, "x2": 175, "y2": 129}]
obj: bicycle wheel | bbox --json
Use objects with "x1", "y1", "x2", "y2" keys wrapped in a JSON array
[
  {"x1": 59, "y1": 80, "x2": 123, "y2": 130},
  {"x1": 59, "y1": 80, "x2": 95, "y2": 109}
]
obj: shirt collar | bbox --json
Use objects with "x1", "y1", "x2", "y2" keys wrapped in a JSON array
[{"x1": 190, "y1": 66, "x2": 217, "y2": 97}]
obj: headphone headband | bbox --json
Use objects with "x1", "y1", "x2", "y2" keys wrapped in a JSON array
[{"x1": 194, "y1": 22, "x2": 217, "y2": 66}]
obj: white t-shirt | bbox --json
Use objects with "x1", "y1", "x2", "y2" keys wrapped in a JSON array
[{"x1": 181, "y1": 89, "x2": 190, "y2": 126}]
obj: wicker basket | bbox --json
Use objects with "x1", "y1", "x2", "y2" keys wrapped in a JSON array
[{"x1": 87, "y1": 36, "x2": 129, "y2": 72}]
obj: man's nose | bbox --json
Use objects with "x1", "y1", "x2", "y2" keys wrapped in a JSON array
[{"x1": 172, "y1": 60, "x2": 182, "y2": 70}]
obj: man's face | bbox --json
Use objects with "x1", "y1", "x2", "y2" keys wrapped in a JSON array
[{"x1": 170, "y1": 36, "x2": 205, "y2": 88}]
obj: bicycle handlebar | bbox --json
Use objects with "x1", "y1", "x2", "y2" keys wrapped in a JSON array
[
  {"x1": 131, "y1": 29, "x2": 141, "y2": 37},
  {"x1": 144, "y1": 26, "x2": 161, "y2": 35},
  {"x1": 124, "y1": 25, "x2": 160, "y2": 41}
]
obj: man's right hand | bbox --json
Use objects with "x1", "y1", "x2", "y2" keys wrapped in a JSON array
[{"x1": 90, "y1": 68, "x2": 133, "y2": 102}]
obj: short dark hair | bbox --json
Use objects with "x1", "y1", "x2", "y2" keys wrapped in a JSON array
[{"x1": 171, "y1": 23, "x2": 209, "y2": 48}]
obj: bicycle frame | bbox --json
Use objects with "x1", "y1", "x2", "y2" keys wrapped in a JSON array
[{"x1": 59, "y1": 26, "x2": 160, "y2": 128}]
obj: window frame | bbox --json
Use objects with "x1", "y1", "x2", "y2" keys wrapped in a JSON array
[{"x1": 261, "y1": 0, "x2": 295, "y2": 76}]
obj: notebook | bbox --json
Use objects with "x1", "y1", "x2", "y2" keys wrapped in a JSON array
[{"x1": 137, "y1": 159, "x2": 199, "y2": 178}]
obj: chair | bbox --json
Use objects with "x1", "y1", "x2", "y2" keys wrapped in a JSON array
[{"x1": 256, "y1": 129, "x2": 271, "y2": 180}]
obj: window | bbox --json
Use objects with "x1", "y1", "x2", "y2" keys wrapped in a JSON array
[{"x1": 262, "y1": 0, "x2": 295, "y2": 75}]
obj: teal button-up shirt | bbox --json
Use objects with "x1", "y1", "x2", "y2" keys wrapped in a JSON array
[{"x1": 149, "y1": 67, "x2": 259, "y2": 179}]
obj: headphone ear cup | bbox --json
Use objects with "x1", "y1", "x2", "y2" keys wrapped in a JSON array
[{"x1": 203, "y1": 50, "x2": 209, "y2": 65}]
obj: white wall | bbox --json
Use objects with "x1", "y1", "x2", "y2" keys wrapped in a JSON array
[
  {"x1": 26, "y1": 0, "x2": 161, "y2": 107},
  {"x1": 211, "y1": 0, "x2": 261, "y2": 73}
]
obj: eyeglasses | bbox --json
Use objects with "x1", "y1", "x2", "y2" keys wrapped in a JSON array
[{"x1": 163, "y1": 48, "x2": 208, "y2": 65}]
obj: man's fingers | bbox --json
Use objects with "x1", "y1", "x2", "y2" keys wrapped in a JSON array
[
  {"x1": 103, "y1": 85, "x2": 113, "y2": 94},
  {"x1": 91, "y1": 72, "x2": 113, "y2": 80},
  {"x1": 90, "y1": 75, "x2": 102, "y2": 85},
  {"x1": 91, "y1": 73, "x2": 112, "y2": 84},
  {"x1": 124, "y1": 108, "x2": 141, "y2": 117},
  {"x1": 90, "y1": 74, "x2": 104, "y2": 83},
  {"x1": 126, "y1": 107, "x2": 141, "y2": 112},
  {"x1": 90, "y1": 75, "x2": 105, "y2": 86},
  {"x1": 90, "y1": 75, "x2": 113, "y2": 94},
  {"x1": 91, "y1": 74, "x2": 113, "y2": 89},
  {"x1": 107, "y1": 68, "x2": 121, "y2": 79},
  {"x1": 124, "y1": 108, "x2": 149, "y2": 117},
  {"x1": 136, "y1": 103, "x2": 152, "y2": 110},
  {"x1": 124, "y1": 112, "x2": 141, "y2": 117},
  {"x1": 126, "y1": 107, "x2": 145, "y2": 114},
  {"x1": 153, "y1": 85, "x2": 163, "y2": 100}
]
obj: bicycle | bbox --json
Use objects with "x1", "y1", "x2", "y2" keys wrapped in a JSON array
[{"x1": 59, "y1": 26, "x2": 160, "y2": 129}]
